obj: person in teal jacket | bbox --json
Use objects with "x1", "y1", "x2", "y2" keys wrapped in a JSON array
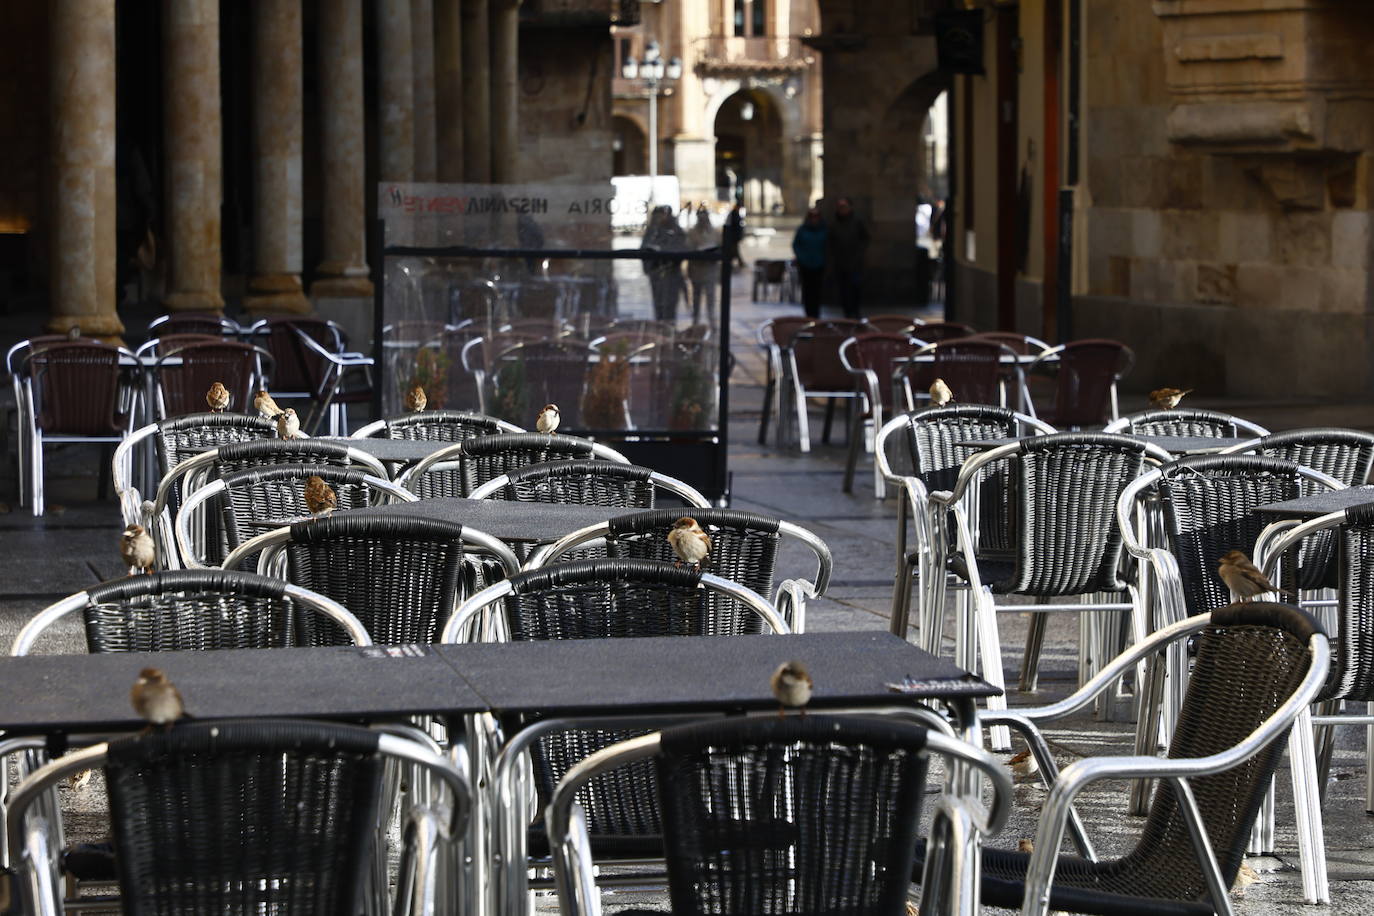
[{"x1": 791, "y1": 207, "x2": 828, "y2": 318}]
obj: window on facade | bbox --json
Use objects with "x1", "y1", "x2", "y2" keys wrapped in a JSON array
[
  {"x1": 734, "y1": 0, "x2": 746, "y2": 36},
  {"x1": 752, "y1": 0, "x2": 766, "y2": 36}
]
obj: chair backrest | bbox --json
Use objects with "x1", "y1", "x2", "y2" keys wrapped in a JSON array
[
  {"x1": 1126, "y1": 602, "x2": 1319, "y2": 902},
  {"x1": 483, "y1": 459, "x2": 696, "y2": 508},
  {"x1": 841, "y1": 333, "x2": 922, "y2": 398},
  {"x1": 1106, "y1": 408, "x2": 1264, "y2": 439},
  {"x1": 1334, "y1": 505, "x2": 1374, "y2": 702},
  {"x1": 1155, "y1": 455, "x2": 1313, "y2": 614},
  {"x1": 29, "y1": 341, "x2": 128, "y2": 436},
  {"x1": 489, "y1": 338, "x2": 592, "y2": 428},
  {"x1": 1241, "y1": 427, "x2": 1374, "y2": 488},
  {"x1": 458, "y1": 432, "x2": 599, "y2": 496},
  {"x1": 278, "y1": 515, "x2": 470, "y2": 645},
  {"x1": 252, "y1": 317, "x2": 344, "y2": 395},
  {"x1": 103, "y1": 719, "x2": 385, "y2": 915},
  {"x1": 1037, "y1": 338, "x2": 1134, "y2": 428},
  {"x1": 967, "y1": 331, "x2": 1050, "y2": 356},
  {"x1": 759, "y1": 316, "x2": 815, "y2": 350},
  {"x1": 792, "y1": 319, "x2": 867, "y2": 392},
  {"x1": 155, "y1": 413, "x2": 277, "y2": 479},
  {"x1": 363, "y1": 409, "x2": 521, "y2": 442},
  {"x1": 148, "y1": 312, "x2": 240, "y2": 337},
  {"x1": 654, "y1": 716, "x2": 930, "y2": 916},
  {"x1": 863, "y1": 314, "x2": 920, "y2": 334},
  {"x1": 77, "y1": 569, "x2": 360, "y2": 652},
  {"x1": 908, "y1": 319, "x2": 974, "y2": 342},
  {"x1": 996, "y1": 433, "x2": 1154, "y2": 596},
  {"x1": 212, "y1": 437, "x2": 377, "y2": 477},
  {"x1": 912, "y1": 338, "x2": 1017, "y2": 408},
  {"x1": 155, "y1": 340, "x2": 266, "y2": 418}
]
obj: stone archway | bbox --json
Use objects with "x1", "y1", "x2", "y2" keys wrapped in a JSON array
[
  {"x1": 693, "y1": 78, "x2": 811, "y2": 214},
  {"x1": 612, "y1": 114, "x2": 648, "y2": 176}
]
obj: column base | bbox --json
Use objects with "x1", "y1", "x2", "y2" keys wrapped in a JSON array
[
  {"x1": 245, "y1": 273, "x2": 313, "y2": 315},
  {"x1": 163, "y1": 290, "x2": 226, "y2": 314},
  {"x1": 311, "y1": 275, "x2": 374, "y2": 298},
  {"x1": 46, "y1": 313, "x2": 126, "y2": 340}
]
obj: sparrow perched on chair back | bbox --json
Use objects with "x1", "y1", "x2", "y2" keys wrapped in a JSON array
[
  {"x1": 254, "y1": 389, "x2": 283, "y2": 419},
  {"x1": 304, "y1": 475, "x2": 337, "y2": 517},
  {"x1": 1217, "y1": 550, "x2": 1292, "y2": 601},
  {"x1": 1148, "y1": 387, "x2": 1192, "y2": 410},
  {"x1": 120, "y1": 524, "x2": 155, "y2": 574},
  {"x1": 929, "y1": 378, "x2": 954, "y2": 408},
  {"x1": 667, "y1": 517, "x2": 711, "y2": 568},
  {"x1": 131, "y1": 668, "x2": 188, "y2": 729},
  {"x1": 67, "y1": 326, "x2": 81, "y2": 340},
  {"x1": 536, "y1": 403, "x2": 560, "y2": 435},
  {"x1": 276, "y1": 407, "x2": 301, "y2": 440},
  {"x1": 206, "y1": 381, "x2": 230, "y2": 413},
  {"x1": 404, "y1": 385, "x2": 427, "y2": 413},
  {"x1": 770, "y1": 660, "x2": 813, "y2": 716}
]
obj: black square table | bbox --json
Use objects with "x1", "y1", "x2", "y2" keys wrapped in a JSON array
[
  {"x1": 346, "y1": 497, "x2": 637, "y2": 548},
  {"x1": 1255, "y1": 485, "x2": 1374, "y2": 520}
]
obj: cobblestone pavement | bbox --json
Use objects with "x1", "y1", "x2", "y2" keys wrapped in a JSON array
[{"x1": 0, "y1": 225, "x2": 1370, "y2": 912}]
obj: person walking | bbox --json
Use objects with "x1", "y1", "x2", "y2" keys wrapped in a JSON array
[
  {"x1": 827, "y1": 197, "x2": 869, "y2": 320},
  {"x1": 686, "y1": 206, "x2": 720, "y2": 326},
  {"x1": 791, "y1": 207, "x2": 827, "y2": 319},
  {"x1": 723, "y1": 201, "x2": 746, "y2": 269},
  {"x1": 642, "y1": 205, "x2": 688, "y2": 322}
]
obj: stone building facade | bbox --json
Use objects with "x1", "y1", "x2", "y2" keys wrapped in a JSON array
[
  {"x1": 611, "y1": 0, "x2": 824, "y2": 216},
  {"x1": 0, "y1": 0, "x2": 627, "y2": 338}
]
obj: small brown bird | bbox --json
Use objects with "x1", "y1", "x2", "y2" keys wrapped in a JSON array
[
  {"x1": 206, "y1": 381, "x2": 230, "y2": 413},
  {"x1": 1218, "y1": 550, "x2": 1292, "y2": 601},
  {"x1": 667, "y1": 517, "x2": 711, "y2": 568},
  {"x1": 1009, "y1": 748, "x2": 1039, "y2": 780},
  {"x1": 770, "y1": 660, "x2": 813, "y2": 716},
  {"x1": 131, "y1": 667, "x2": 188, "y2": 730},
  {"x1": 536, "y1": 403, "x2": 561, "y2": 435},
  {"x1": 1017, "y1": 838, "x2": 1034, "y2": 854},
  {"x1": 929, "y1": 378, "x2": 954, "y2": 408},
  {"x1": 404, "y1": 385, "x2": 427, "y2": 413},
  {"x1": 1149, "y1": 387, "x2": 1193, "y2": 410},
  {"x1": 120, "y1": 524, "x2": 155, "y2": 574},
  {"x1": 303, "y1": 475, "x2": 337, "y2": 517},
  {"x1": 276, "y1": 407, "x2": 301, "y2": 440},
  {"x1": 254, "y1": 389, "x2": 283, "y2": 419},
  {"x1": 67, "y1": 326, "x2": 81, "y2": 341}
]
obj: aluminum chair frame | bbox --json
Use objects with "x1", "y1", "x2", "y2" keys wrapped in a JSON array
[
  {"x1": 1218, "y1": 427, "x2": 1374, "y2": 486},
  {"x1": 929, "y1": 435, "x2": 1173, "y2": 749},
  {"x1": 175, "y1": 469, "x2": 418, "y2": 569},
  {"x1": 290, "y1": 325, "x2": 376, "y2": 436},
  {"x1": 1025, "y1": 341, "x2": 1134, "y2": 429},
  {"x1": 545, "y1": 720, "x2": 1013, "y2": 916},
  {"x1": 754, "y1": 317, "x2": 816, "y2": 446},
  {"x1": 351, "y1": 411, "x2": 525, "y2": 440},
  {"x1": 978, "y1": 608, "x2": 1329, "y2": 915},
  {"x1": 6, "y1": 725, "x2": 468, "y2": 916},
  {"x1": 467, "y1": 463, "x2": 711, "y2": 508},
  {"x1": 776, "y1": 320, "x2": 870, "y2": 454},
  {"x1": 837, "y1": 332, "x2": 926, "y2": 498},
  {"x1": 524, "y1": 515, "x2": 832, "y2": 633},
  {"x1": 1104, "y1": 408, "x2": 1270, "y2": 438},
  {"x1": 396, "y1": 434, "x2": 630, "y2": 498}
]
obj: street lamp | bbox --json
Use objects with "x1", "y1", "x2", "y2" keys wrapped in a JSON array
[{"x1": 621, "y1": 39, "x2": 682, "y2": 204}]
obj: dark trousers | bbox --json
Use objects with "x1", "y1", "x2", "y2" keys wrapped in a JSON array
[
  {"x1": 837, "y1": 270, "x2": 863, "y2": 319},
  {"x1": 799, "y1": 266, "x2": 825, "y2": 319}
]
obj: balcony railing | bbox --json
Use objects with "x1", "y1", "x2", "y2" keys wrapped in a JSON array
[{"x1": 694, "y1": 36, "x2": 815, "y2": 73}]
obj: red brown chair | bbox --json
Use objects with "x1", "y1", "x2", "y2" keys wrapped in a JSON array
[{"x1": 1028, "y1": 338, "x2": 1136, "y2": 429}]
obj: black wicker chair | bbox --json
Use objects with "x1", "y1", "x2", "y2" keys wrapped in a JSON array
[
  {"x1": 1221, "y1": 427, "x2": 1374, "y2": 487},
  {"x1": 1104, "y1": 408, "x2": 1269, "y2": 439},
  {"x1": 220, "y1": 514, "x2": 521, "y2": 646},
  {"x1": 469, "y1": 459, "x2": 711, "y2": 509},
  {"x1": 526, "y1": 508, "x2": 832, "y2": 633},
  {"x1": 928, "y1": 433, "x2": 1172, "y2": 749},
  {"x1": 6, "y1": 719, "x2": 467, "y2": 916},
  {"x1": 874, "y1": 406, "x2": 1056, "y2": 648},
  {"x1": 351, "y1": 409, "x2": 524, "y2": 442},
  {"x1": 10, "y1": 569, "x2": 370, "y2": 656},
  {"x1": 913, "y1": 602, "x2": 1329, "y2": 916},
  {"x1": 444, "y1": 559, "x2": 785, "y2": 910},
  {"x1": 547, "y1": 716, "x2": 1013, "y2": 916},
  {"x1": 397, "y1": 432, "x2": 629, "y2": 499},
  {"x1": 174, "y1": 464, "x2": 416, "y2": 569}
]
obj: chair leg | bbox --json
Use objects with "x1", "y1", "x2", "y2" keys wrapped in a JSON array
[
  {"x1": 889, "y1": 554, "x2": 917, "y2": 638},
  {"x1": 757, "y1": 375, "x2": 774, "y2": 445},
  {"x1": 1289, "y1": 708, "x2": 1330, "y2": 904},
  {"x1": 841, "y1": 404, "x2": 864, "y2": 493},
  {"x1": 971, "y1": 592, "x2": 1011, "y2": 751},
  {"x1": 821, "y1": 397, "x2": 835, "y2": 444},
  {"x1": 794, "y1": 389, "x2": 811, "y2": 453},
  {"x1": 30, "y1": 432, "x2": 43, "y2": 517},
  {"x1": 1314, "y1": 700, "x2": 1338, "y2": 804},
  {"x1": 1018, "y1": 605, "x2": 1048, "y2": 692},
  {"x1": 1128, "y1": 654, "x2": 1167, "y2": 816}
]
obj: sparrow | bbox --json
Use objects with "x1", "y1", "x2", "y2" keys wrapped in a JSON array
[
  {"x1": 1218, "y1": 549, "x2": 1292, "y2": 601},
  {"x1": 404, "y1": 385, "x2": 427, "y2": 412},
  {"x1": 205, "y1": 381, "x2": 230, "y2": 413},
  {"x1": 254, "y1": 389, "x2": 284, "y2": 419},
  {"x1": 303, "y1": 475, "x2": 337, "y2": 516},
  {"x1": 929, "y1": 378, "x2": 954, "y2": 408},
  {"x1": 67, "y1": 326, "x2": 81, "y2": 340},
  {"x1": 770, "y1": 660, "x2": 813, "y2": 716},
  {"x1": 131, "y1": 667, "x2": 188, "y2": 730},
  {"x1": 276, "y1": 407, "x2": 301, "y2": 440},
  {"x1": 1149, "y1": 387, "x2": 1193, "y2": 410},
  {"x1": 120, "y1": 524, "x2": 155, "y2": 574},
  {"x1": 1017, "y1": 839, "x2": 1034, "y2": 854},
  {"x1": 536, "y1": 403, "x2": 561, "y2": 435},
  {"x1": 1009, "y1": 748, "x2": 1038, "y2": 780},
  {"x1": 667, "y1": 517, "x2": 711, "y2": 568}
]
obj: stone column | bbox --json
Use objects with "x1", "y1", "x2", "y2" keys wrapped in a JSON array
[
  {"x1": 434, "y1": 0, "x2": 464, "y2": 181},
  {"x1": 314, "y1": 0, "x2": 373, "y2": 298},
  {"x1": 461, "y1": 0, "x2": 491, "y2": 182},
  {"x1": 247, "y1": 0, "x2": 309, "y2": 313},
  {"x1": 378, "y1": 0, "x2": 416, "y2": 181},
  {"x1": 162, "y1": 0, "x2": 224, "y2": 314},
  {"x1": 47, "y1": 0, "x2": 123, "y2": 338},
  {"x1": 489, "y1": 0, "x2": 519, "y2": 183},
  {"x1": 412, "y1": 0, "x2": 438, "y2": 181}
]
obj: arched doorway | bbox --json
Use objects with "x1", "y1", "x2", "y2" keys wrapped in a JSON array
[
  {"x1": 612, "y1": 115, "x2": 648, "y2": 176},
  {"x1": 713, "y1": 89, "x2": 784, "y2": 214}
]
